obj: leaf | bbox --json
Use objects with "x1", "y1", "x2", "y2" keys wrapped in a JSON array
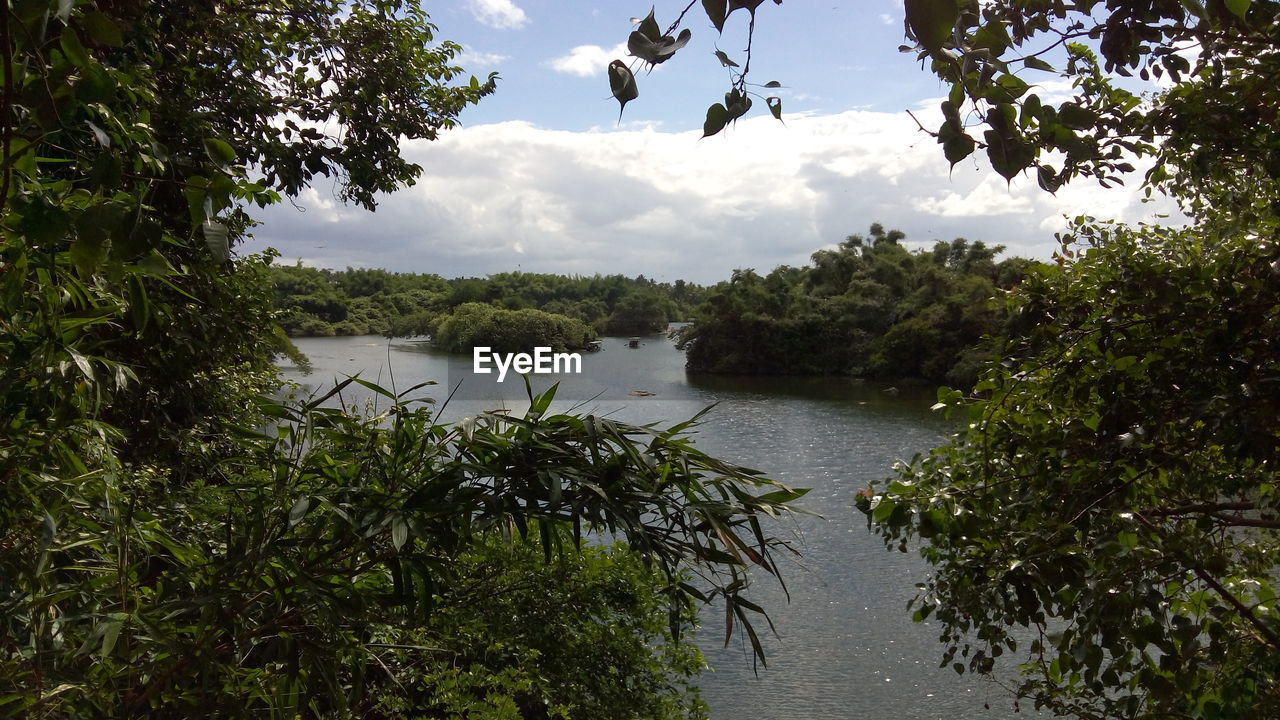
[
  {"x1": 1023, "y1": 56, "x2": 1055, "y2": 72},
  {"x1": 1224, "y1": 0, "x2": 1249, "y2": 18},
  {"x1": 288, "y1": 496, "x2": 312, "y2": 526},
  {"x1": 703, "y1": 102, "x2": 729, "y2": 137},
  {"x1": 766, "y1": 96, "x2": 783, "y2": 122},
  {"x1": 703, "y1": 0, "x2": 728, "y2": 32},
  {"x1": 60, "y1": 29, "x2": 90, "y2": 67},
  {"x1": 628, "y1": 27, "x2": 691, "y2": 66},
  {"x1": 99, "y1": 617, "x2": 123, "y2": 656},
  {"x1": 1058, "y1": 102, "x2": 1097, "y2": 130},
  {"x1": 202, "y1": 138, "x2": 236, "y2": 169},
  {"x1": 82, "y1": 11, "x2": 123, "y2": 47},
  {"x1": 203, "y1": 220, "x2": 230, "y2": 262},
  {"x1": 904, "y1": 0, "x2": 957, "y2": 54},
  {"x1": 608, "y1": 60, "x2": 638, "y2": 122},
  {"x1": 714, "y1": 50, "x2": 739, "y2": 67},
  {"x1": 871, "y1": 497, "x2": 897, "y2": 523},
  {"x1": 763, "y1": 80, "x2": 782, "y2": 88},
  {"x1": 86, "y1": 121, "x2": 110, "y2": 147},
  {"x1": 391, "y1": 517, "x2": 409, "y2": 550}
]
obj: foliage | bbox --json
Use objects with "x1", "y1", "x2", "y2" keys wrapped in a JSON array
[
  {"x1": 272, "y1": 265, "x2": 701, "y2": 337},
  {"x1": 1, "y1": 0, "x2": 800, "y2": 717},
  {"x1": 607, "y1": 2, "x2": 786, "y2": 135},
  {"x1": 430, "y1": 302, "x2": 596, "y2": 353},
  {"x1": 678, "y1": 224, "x2": 1031, "y2": 386},
  {"x1": 369, "y1": 530, "x2": 709, "y2": 720},
  {"x1": 5, "y1": 376, "x2": 800, "y2": 716},
  {"x1": 603, "y1": 290, "x2": 676, "y2": 335},
  {"x1": 858, "y1": 222, "x2": 1280, "y2": 717}
]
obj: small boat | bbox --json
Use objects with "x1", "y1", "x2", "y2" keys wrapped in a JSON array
[
  {"x1": 628, "y1": 337, "x2": 640, "y2": 348},
  {"x1": 585, "y1": 340, "x2": 603, "y2": 352},
  {"x1": 629, "y1": 390, "x2": 655, "y2": 397}
]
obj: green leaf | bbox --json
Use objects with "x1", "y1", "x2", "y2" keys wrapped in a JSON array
[
  {"x1": 904, "y1": 0, "x2": 958, "y2": 54},
  {"x1": 202, "y1": 138, "x2": 236, "y2": 169},
  {"x1": 763, "y1": 80, "x2": 782, "y2": 88},
  {"x1": 81, "y1": 11, "x2": 123, "y2": 47},
  {"x1": 288, "y1": 496, "x2": 312, "y2": 526},
  {"x1": 60, "y1": 29, "x2": 90, "y2": 67},
  {"x1": 702, "y1": 102, "x2": 729, "y2": 138},
  {"x1": 203, "y1": 220, "x2": 230, "y2": 262},
  {"x1": 766, "y1": 96, "x2": 783, "y2": 122},
  {"x1": 1058, "y1": 102, "x2": 1097, "y2": 130},
  {"x1": 871, "y1": 497, "x2": 897, "y2": 523},
  {"x1": 1023, "y1": 56, "x2": 1055, "y2": 72},
  {"x1": 1224, "y1": 0, "x2": 1249, "y2": 18},
  {"x1": 391, "y1": 517, "x2": 409, "y2": 550}
]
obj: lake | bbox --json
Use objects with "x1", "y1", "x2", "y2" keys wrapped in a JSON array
[{"x1": 281, "y1": 333, "x2": 1031, "y2": 720}]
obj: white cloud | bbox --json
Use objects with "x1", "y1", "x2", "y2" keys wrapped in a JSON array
[
  {"x1": 548, "y1": 43, "x2": 629, "y2": 78},
  {"x1": 457, "y1": 47, "x2": 509, "y2": 69},
  {"x1": 467, "y1": 0, "x2": 528, "y2": 30},
  {"x1": 246, "y1": 111, "x2": 1183, "y2": 283}
]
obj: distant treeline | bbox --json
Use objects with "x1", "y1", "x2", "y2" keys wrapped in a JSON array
[
  {"x1": 272, "y1": 267, "x2": 703, "y2": 339},
  {"x1": 676, "y1": 224, "x2": 1040, "y2": 387},
  {"x1": 275, "y1": 224, "x2": 1039, "y2": 386}
]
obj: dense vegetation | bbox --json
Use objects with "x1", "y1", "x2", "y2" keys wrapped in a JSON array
[
  {"x1": 430, "y1": 303, "x2": 595, "y2": 354},
  {"x1": 677, "y1": 224, "x2": 1034, "y2": 386},
  {"x1": 623, "y1": 0, "x2": 1280, "y2": 715},
  {"x1": 0, "y1": 2, "x2": 801, "y2": 717},
  {"x1": 272, "y1": 264, "x2": 698, "y2": 338}
]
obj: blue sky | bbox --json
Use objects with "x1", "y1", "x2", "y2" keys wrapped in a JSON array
[{"x1": 244, "y1": 1, "x2": 1180, "y2": 284}]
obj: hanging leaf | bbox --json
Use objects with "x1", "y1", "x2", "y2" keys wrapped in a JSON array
[
  {"x1": 904, "y1": 0, "x2": 957, "y2": 54},
  {"x1": 203, "y1": 220, "x2": 230, "y2": 262},
  {"x1": 608, "y1": 60, "x2": 638, "y2": 122},
  {"x1": 703, "y1": 103, "x2": 729, "y2": 137},
  {"x1": 764, "y1": 80, "x2": 782, "y2": 88},
  {"x1": 728, "y1": 0, "x2": 765, "y2": 17},
  {"x1": 203, "y1": 138, "x2": 236, "y2": 170},
  {"x1": 724, "y1": 88, "x2": 752, "y2": 120},
  {"x1": 714, "y1": 50, "x2": 739, "y2": 67},
  {"x1": 766, "y1": 96, "x2": 783, "y2": 122},
  {"x1": 703, "y1": 0, "x2": 728, "y2": 32},
  {"x1": 628, "y1": 27, "x2": 691, "y2": 65}
]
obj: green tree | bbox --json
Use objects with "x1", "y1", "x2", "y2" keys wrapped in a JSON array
[
  {"x1": 861, "y1": 222, "x2": 1280, "y2": 716},
  {"x1": 1, "y1": 1, "x2": 800, "y2": 716}
]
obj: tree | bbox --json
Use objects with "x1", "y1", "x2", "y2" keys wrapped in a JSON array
[
  {"x1": 1, "y1": 1, "x2": 802, "y2": 716},
  {"x1": 859, "y1": 221, "x2": 1280, "y2": 717}
]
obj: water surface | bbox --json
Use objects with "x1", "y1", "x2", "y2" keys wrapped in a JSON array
[{"x1": 281, "y1": 334, "x2": 1028, "y2": 720}]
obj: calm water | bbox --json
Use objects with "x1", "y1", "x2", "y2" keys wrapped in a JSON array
[{"x1": 281, "y1": 334, "x2": 1029, "y2": 720}]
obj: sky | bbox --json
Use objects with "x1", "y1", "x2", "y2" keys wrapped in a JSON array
[{"x1": 242, "y1": 1, "x2": 1182, "y2": 285}]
